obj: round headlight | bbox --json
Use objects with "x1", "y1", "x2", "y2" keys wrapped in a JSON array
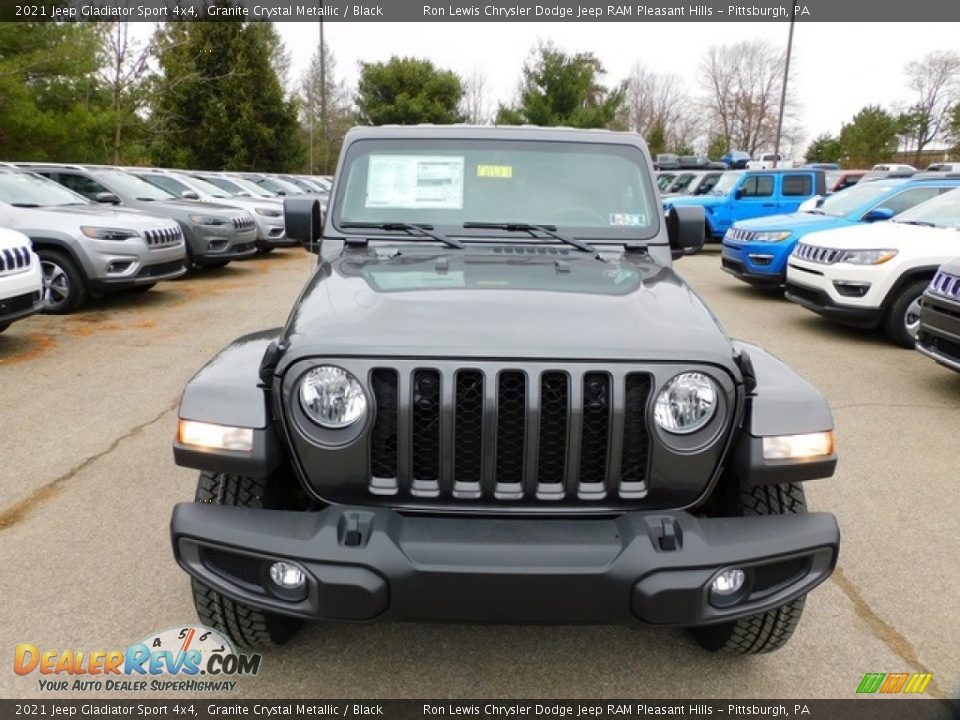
[
  {"x1": 299, "y1": 366, "x2": 367, "y2": 428},
  {"x1": 654, "y1": 372, "x2": 718, "y2": 434}
]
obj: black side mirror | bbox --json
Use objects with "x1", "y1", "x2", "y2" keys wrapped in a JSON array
[
  {"x1": 667, "y1": 206, "x2": 705, "y2": 259},
  {"x1": 94, "y1": 191, "x2": 121, "y2": 205},
  {"x1": 284, "y1": 196, "x2": 323, "y2": 254}
]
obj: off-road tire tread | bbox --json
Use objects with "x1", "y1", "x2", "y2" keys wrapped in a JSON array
[
  {"x1": 690, "y1": 483, "x2": 808, "y2": 654},
  {"x1": 189, "y1": 472, "x2": 300, "y2": 649}
]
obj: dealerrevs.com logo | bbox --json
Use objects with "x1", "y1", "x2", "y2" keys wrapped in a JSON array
[{"x1": 14, "y1": 626, "x2": 262, "y2": 693}]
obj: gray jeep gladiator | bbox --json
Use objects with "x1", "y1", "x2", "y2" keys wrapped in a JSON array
[{"x1": 170, "y1": 126, "x2": 840, "y2": 654}]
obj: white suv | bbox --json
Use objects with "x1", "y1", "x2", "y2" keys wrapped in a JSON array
[
  {"x1": 785, "y1": 188, "x2": 960, "y2": 347},
  {"x1": 0, "y1": 227, "x2": 43, "y2": 333}
]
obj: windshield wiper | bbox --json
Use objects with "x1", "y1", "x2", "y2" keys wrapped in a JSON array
[
  {"x1": 11, "y1": 202, "x2": 40, "y2": 208},
  {"x1": 340, "y1": 222, "x2": 463, "y2": 249},
  {"x1": 462, "y1": 222, "x2": 599, "y2": 255},
  {"x1": 898, "y1": 220, "x2": 936, "y2": 227}
]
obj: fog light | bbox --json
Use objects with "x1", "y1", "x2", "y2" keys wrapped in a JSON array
[
  {"x1": 711, "y1": 568, "x2": 745, "y2": 596},
  {"x1": 269, "y1": 561, "x2": 305, "y2": 589}
]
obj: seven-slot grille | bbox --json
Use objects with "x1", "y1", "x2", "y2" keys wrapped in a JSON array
[
  {"x1": 930, "y1": 268, "x2": 960, "y2": 300},
  {"x1": 793, "y1": 243, "x2": 842, "y2": 264},
  {"x1": 726, "y1": 228, "x2": 759, "y2": 242},
  {"x1": 232, "y1": 216, "x2": 255, "y2": 232},
  {"x1": 143, "y1": 226, "x2": 182, "y2": 248},
  {"x1": 368, "y1": 367, "x2": 652, "y2": 502},
  {"x1": 0, "y1": 246, "x2": 31, "y2": 275}
]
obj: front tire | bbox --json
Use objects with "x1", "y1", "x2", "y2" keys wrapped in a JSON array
[
  {"x1": 883, "y1": 279, "x2": 928, "y2": 348},
  {"x1": 189, "y1": 472, "x2": 302, "y2": 649},
  {"x1": 38, "y1": 249, "x2": 87, "y2": 314},
  {"x1": 689, "y1": 483, "x2": 808, "y2": 654}
]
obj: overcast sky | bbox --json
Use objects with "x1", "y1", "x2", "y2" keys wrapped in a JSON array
[{"x1": 272, "y1": 21, "x2": 960, "y2": 153}]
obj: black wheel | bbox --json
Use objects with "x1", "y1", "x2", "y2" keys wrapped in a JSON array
[
  {"x1": 190, "y1": 471, "x2": 302, "y2": 649},
  {"x1": 0, "y1": 322, "x2": 10, "y2": 333},
  {"x1": 201, "y1": 260, "x2": 230, "y2": 270},
  {"x1": 689, "y1": 483, "x2": 808, "y2": 654},
  {"x1": 38, "y1": 249, "x2": 87, "y2": 314},
  {"x1": 129, "y1": 283, "x2": 156, "y2": 294},
  {"x1": 257, "y1": 245, "x2": 275, "y2": 255},
  {"x1": 883, "y1": 279, "x2": 928, "y2": 348}
]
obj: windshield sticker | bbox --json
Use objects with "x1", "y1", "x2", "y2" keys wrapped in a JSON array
[
  {"x1": 609, "y1": 213, "x2": 646, "y2": 226},
  {"x1": 368, "y1": 270, "x2": 466, "y2": 290},
  {"x1": 366, "y1": 155, "x2": 464, "y2": 210},
  {"x1": 477, "y1": 165, "x2": 513, "y2": 179}
]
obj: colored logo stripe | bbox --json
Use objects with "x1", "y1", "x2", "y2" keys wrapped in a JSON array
[{"x1": 857, "y1": 672, "x2": 933, "y2": 694}]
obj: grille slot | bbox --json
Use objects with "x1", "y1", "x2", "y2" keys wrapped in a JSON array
[
  {"x1": 368, "y1": 367, "x2": 653, "y2": 503},
  {"x1": 536, "y1": 372, "x2": 569, "y2": 498},
  {"x1": 931, "y1": 269, "x2": 960, "y2": 300},
  {"x1": 495, "y1": 371, "x2": 527, "y2": 498},
  {"x1": 410, "y1": 370, "x2": 441, "y2": 493},
  {"x1": 453, "y1": 370, "x2": 484, "y2": 488},
  {"x1": 620, "y1": 374, "x2": 652, "y2": 496},
  {"x1": 578, "y1": 373, "x2": 611, "y2": 498},
  {"x1": 369, "y1": 369, "x2": 399, "y2": 494}
]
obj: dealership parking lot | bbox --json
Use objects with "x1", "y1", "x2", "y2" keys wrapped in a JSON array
[{"x1": 1, "y1": 247, "x2": 958, "y2": 700}]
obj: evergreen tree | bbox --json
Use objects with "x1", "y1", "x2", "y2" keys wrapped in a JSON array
[{"x1": 150, "y1": 20, "x2": 302, "y2": 170}]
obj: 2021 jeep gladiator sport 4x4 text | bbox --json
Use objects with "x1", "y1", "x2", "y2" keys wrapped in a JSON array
[{"x1": 169, "y1": 126, "x2": 840, "y2": 654}]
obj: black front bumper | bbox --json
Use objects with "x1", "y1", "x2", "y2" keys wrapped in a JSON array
[
  {"x1": 171, "y1": 503, "x2": 839, "y2": 627},
  {"x1": 916, "y1": 291, "x2": 960, "y2": 372},
  {"x1": 721, "y1": 256, "x2": 784, "y2": 288},
  {"x1": 785, "y1": 280, "x2": 882, "y2": 328},
  {"x1": 0, "y1": 290, "x2": 43, "y2": 325}
]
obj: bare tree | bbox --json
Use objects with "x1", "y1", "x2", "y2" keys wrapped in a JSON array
[
  {"x1": 461, "y1": 67, "x2": 490, "y2": 125},
  {"x1": 301, "y1": 44, "x2": 353, "y2": 174},
  {"x1": 97, "y1": 20, "x2": 155, "y2": 164},
  {"x1": 699, "y1": 40, "x2": 801, "y2": 157},
  {"x1": 623, "y1": 63, "x2": 698, "y2": 150},
  {"x1": 900, "y1": 50, "x2": 960, "y2": 163}
]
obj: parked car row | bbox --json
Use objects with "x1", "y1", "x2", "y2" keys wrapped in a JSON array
[
  {"x1": 0, "y1": 162, "x2": 332, "y2": 330},
  {"x1": 717, "y1": 172, "x2": 960, "y2": 372}
]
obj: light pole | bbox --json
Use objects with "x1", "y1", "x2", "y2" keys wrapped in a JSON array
[
  {"x1": 773, "y1": 4, "x2": 797, "y2": 169},
  {"x1": 319, "y1": 18, "x2": 328, "y2": 175}
]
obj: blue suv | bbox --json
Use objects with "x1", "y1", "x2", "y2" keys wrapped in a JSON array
[
  {"x1": 720, "y1": 176, "x2": 960, "y2": 287},
  {"x1": 663, "y1": 169, "x2": 825, "y2": 243}
]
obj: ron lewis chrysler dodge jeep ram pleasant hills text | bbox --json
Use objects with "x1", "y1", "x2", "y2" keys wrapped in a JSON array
[{"x1": 169, "y1": 126, "x2": 840, "y2": 655}]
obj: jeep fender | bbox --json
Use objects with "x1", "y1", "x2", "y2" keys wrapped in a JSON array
[
  {"x1": 174, "y1": 328, "x2": 283, "y2": 476},
  {"x1": 23, "y1": 234, "x2": 95, "y2": 280},
  {"x1": 729, "y1": 340, "x2": 837, "y2": 485}
]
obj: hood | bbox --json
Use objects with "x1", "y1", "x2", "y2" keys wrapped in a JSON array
[
  {"x1": 736, "y1": 212, "x2": 847, "y2": 233},
  {"x1": 803, "y1": 221, "x2": 959, "y2": 250},
  {"x1": 279, "y1": 249, "x2": 736, "y2": 367},
  {"x1": 134, "y1": 198, "x2": 244, "y2": 217},
  {"x1": 663, "y1": 195, "x2": 724, "y2": 209},
  {"x1": 198, "y1": 196, "x2": 282, "y2": 212},
  {"x1": 11, "y1": 204, "x2": 181, "y2": 231},
  {"x1": 0, "y1": 227, "x2": 31, "y2": 250}
]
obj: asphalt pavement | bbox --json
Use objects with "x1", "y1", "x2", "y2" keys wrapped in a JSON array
[{"x1": 1, "y1": 247, "x2": 957, "y2": 700}]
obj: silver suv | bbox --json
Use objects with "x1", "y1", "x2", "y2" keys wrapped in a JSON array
[
  {"x1": 0, "y1": 168, "x2": 186, "y2": 314},
  {"x1": 130, "y1": 168, "x2": 295, "y2": 252},
  {"x1": 18, "y1": 164, "x2": 257, "y2": 269}
]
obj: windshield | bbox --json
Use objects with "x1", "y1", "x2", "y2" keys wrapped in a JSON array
[
  {"x1": 251, "y1": 175, "x2": 301, "y2": 195},
  {"x1": 0, "y1": 171, "x2": 89, "y2": 207},
  {"x1": 817, "y1": 180, "x2": 902, "y2": 217},
  {"x1": 137, "y1": 172, "x2": 191, "y2": 197},
  {"x1": 173, "y1": 172, "x2": 229, "y2": 198},
  {"x1": 334, "y1": 138, "x2": 660, "y2": 242},
  {"x1": 97, "y1": 169, "x2": 173, "y2": 201},
  {"x1": 222, "y1": 175, "x2": 275, "y2": 197},
  {"x1": 709, "y1": 171, "x2": 743, "y2": 195},
  {"x1": 895, "y1": 188, "x2": 960, "y2": 227}
]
